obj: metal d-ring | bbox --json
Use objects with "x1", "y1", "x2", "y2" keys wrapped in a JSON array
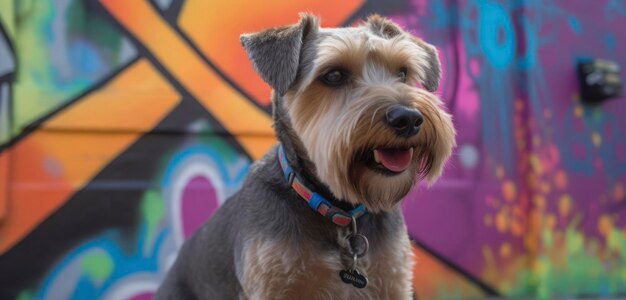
[
  {"x1": 351, "y1": 253, "x2": 358, "y2": 272},
  {"x1": 347, "y1": 234, "x2": 369, "y2": 258}
]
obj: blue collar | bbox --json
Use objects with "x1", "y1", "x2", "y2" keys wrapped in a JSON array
[{"x1": 277, "y1": 145, "x2": 367, "y2": 226}]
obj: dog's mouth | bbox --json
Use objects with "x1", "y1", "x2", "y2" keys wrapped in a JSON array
[{"x1": 361, "y1": 147, "x2": 414, "y2": 175}]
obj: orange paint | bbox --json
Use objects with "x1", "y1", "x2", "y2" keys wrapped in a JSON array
[
  {"x1": 496, "y1": 209, "x2": 509, "y2": 233},
  {"x1": 0, "y1": 60, "x2": 180, "y2": 253},
  {"x1": 558, "y1": 194, "x2": 572, "y2": 217},
  {"x1": 502, "y1": 181, "x2": 516, "y2": 202},
  {"x1": 178, "y1": 0, "x2": 364, "y2": 106},
  {"x1": 598, "y1": 215, "x2": 613, "y2": 237},
  {"x1": 0, "y1": 150, "x2": 9, "y2": 220},
  {"x1": 101, "y1": 0, "x2": 277, "y2": 160},
  {"x1": 412, "y1": 244, "x2": 486, "y2": 299},
  {"x1": 554, "y1": 170, "x2": 567, "y2": 190}
]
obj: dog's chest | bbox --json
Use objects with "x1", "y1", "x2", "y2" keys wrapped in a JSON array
[{"x1": 240, "y1": 230, "x2": 414, "y2": 300}]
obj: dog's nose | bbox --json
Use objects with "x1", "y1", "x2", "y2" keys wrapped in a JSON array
[{"x1": 386, "y1": 106, "x2": 423, "y2": 137}]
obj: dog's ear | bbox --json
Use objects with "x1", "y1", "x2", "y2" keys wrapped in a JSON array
[
  {"x1": 240, "y1": 13, "x2": 319, "y2": 95},
  {"x1": 411, "y1": 38, "x2": 441, "y2": 92},
  {"x1": 366, "y1": 15, "x2": 441, "y2": 92},
  {"x1": 366, "y1": 14, "x2": 403, "y2": 39}
]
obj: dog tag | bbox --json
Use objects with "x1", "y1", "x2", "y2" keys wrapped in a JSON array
[{"x1": 339, "y1": 269, "x2": 368, "y2": 288}]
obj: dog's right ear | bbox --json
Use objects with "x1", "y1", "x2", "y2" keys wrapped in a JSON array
[{"x1": 240, "y1": 13, "x2": 319, "y2": 95}]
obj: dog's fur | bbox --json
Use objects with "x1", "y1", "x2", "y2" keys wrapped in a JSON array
[{"x1": 155, "y1": 14, "x2": 455, "y2": 300}]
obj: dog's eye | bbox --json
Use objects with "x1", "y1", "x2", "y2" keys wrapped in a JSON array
[
  {"x1": 398, "y1": 67, "x2": 408, "y2": 83},
  {"x1": 321, "y1": 69, "x2": 348, "y2": 86}
]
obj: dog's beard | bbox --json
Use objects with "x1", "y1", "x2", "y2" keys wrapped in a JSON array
[{"x1": 287, "y1": 84, "x2": 455, "y2": 213}]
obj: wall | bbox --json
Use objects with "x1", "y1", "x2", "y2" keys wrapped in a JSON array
[{"x1": 0, "y1": 0, "x2": 624, "y2": 299}]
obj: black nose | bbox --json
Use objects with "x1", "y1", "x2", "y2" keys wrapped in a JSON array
[{"x1": 386, "y1": 106, "x2": 423, "y2": 137}]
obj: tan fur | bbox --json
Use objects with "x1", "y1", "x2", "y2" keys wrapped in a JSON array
[
  {"x1": 284, "y1": 20, "x2": 456, "y2": 213},
  {"x1": 238, "y1": 14, "x2": 455, "y2": 300},
  {"x1": 241, "y1": 227, "x2": 414, "y2": 300}
]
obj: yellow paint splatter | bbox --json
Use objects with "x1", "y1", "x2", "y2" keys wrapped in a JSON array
[
  {"x1": 530, "y1": 155, "x2": 543, "y2": 175},
  {"x1": 591, "y1": 132, "x2": 602, "y2": 147},
  {"x1": 496, "y1": 210, "x2": 509, "y2": 233},
  {"x1": 502, "y1": 181, "x2": 516, "y2": 202},
  {"x1": 533, "y1": 195, "x2": 546, "y2": 210},
  {"x1": 496, "y1": 165, "x2": 504, "y2": 179},
  {"x1": 555, "y1": 170, "x2": 568, "y2": 190},
  {"x1": 500, "y1": 243, "x2": 512, "y2": 258},
  {"x1": 574, "y1": 105, "x2": 584, "y2": 117},
  {"x1": 559, "y1": 194, "x2": 572, "y2": 217},
  {"x1": 598, "y1": 215, "x2": 613, "y2": 237}
]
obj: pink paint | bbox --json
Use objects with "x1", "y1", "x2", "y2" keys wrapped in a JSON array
[
  {"x1": 456, "y1": 56, "x2": 481, "y2": 118},
  {"x1": 181, "y1": 176, "x2": 219, "y2": 239},
  {"x1": 128, "y1": 292, "x2": 154, "y2": 300}
]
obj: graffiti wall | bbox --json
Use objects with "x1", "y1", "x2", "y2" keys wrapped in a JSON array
[{"x1": 0, "y1": 0, "x2": 624, "y2": 299}]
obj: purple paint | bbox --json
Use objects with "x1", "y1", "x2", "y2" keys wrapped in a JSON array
[{"x1": 181, "y1": 175, "x2": 219, "y2": 238}]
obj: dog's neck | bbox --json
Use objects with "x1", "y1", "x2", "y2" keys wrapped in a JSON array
[{"x1": 272, "y1": 94, "x2": 357, "y2": 212}]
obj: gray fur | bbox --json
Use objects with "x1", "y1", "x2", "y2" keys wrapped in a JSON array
[
  {"x1": 156, "y1": 15, "x2": 419, "y2": 299},
  {"x1": 240, "y1": 14, "x2": 319, "y2": 95},
  {"x1": 366, "y1": 14, "x2": 403, "y2": 38},
  {"x1": 154, "y1": 145, "x2": 404, "y2": 299}
]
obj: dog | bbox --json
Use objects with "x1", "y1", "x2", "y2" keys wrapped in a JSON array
[{"x1": 155, "y1": 13, "x2": 456, "y2": 300}]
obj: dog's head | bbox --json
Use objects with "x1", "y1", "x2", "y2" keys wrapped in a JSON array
[{"x1": 241, "y1": 14, "x2": 456, "y2": 212}]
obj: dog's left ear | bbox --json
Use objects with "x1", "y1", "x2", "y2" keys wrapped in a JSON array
[
  {"x1": 366, "y1": 15, "x2": 441, "y2": 92},
  {"x1": 241, "y1": 13, "x2": 319, "y2": 95}
]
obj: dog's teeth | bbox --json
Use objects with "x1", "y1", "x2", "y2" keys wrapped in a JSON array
[
  {"x1": 409, "y1": 147, "x2": 414, "y2": 156},
  {"x1": 374, "y1": 150, "x2": 380, "y2": 163}
]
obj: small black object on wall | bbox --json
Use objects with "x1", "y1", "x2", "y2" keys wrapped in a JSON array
[{"x1": 577, "y1": 58, "x2": 622, "y2": 104}]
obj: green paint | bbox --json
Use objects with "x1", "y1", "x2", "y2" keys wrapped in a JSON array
[
  {"x1": 66, "y1": 0, "x2": 124, "y2": 62},
  {"x1": 0, "y1": 0, "x2": 15, "y2": 39},
  {"x1": 141, "y1": 190, "x2": 165, "y2": 255},
  {"x1": 16, "y1": 289, "x2": 34, "y2": 300},
  {"x1": 12, "y1": 0, "x2": 127, "y2": 134},
  {"x1": 507, "y1": 216, "x2": 626, "y2": 299},
  {"x1": 81, "y1": 251, "x2": 113, "y2": 282}
]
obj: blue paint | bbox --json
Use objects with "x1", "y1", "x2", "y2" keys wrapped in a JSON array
[
  {"x1": 161, "y1": 144, "x2": 244, "y2": 188},
  {"x1": 36, "y1": 225, "x2": 169, "y2": 300},
  {"x1": 567, "y1": 16, "x2": 582, "y2": 34},
  {"x1": 605, "y1": 0, "x2": 626, "y2": 20},
  {"x1": 69, "y1": 40, "x2": 106, "y2": 77},
  {"x1": 604, "y1": 33, "x2": 617, "y2": 51},
  {"x1": 478, "y1": 1, "x2": 515, "y2": 69}
]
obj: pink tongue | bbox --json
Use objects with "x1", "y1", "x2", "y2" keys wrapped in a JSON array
[{"x1": 375, "y1": 149, "x2": 413, "y2": 172}]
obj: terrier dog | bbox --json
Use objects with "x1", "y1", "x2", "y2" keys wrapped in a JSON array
[{"x1": 156, "y1": 13, "x2": 455, "y2": 300}]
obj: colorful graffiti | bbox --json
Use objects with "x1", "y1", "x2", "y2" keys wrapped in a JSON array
[{"x1": 0, "y1": 0, "x2": 625, "y2": 299}]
